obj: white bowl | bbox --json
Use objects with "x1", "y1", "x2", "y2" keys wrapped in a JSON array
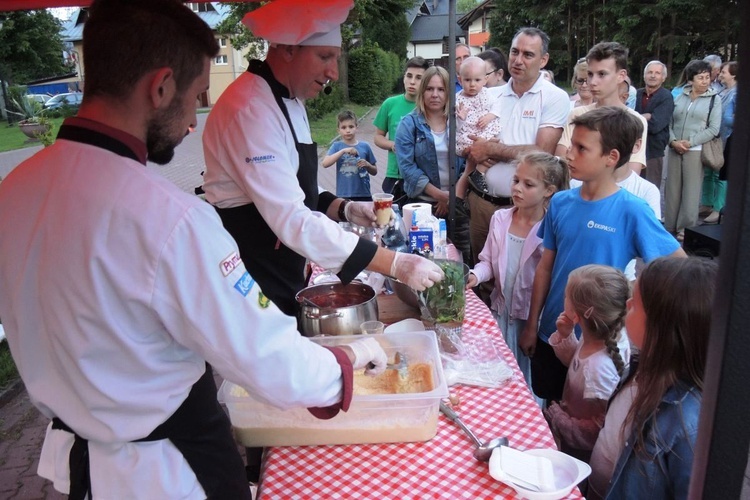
[{"x1": 489, "y1": 447, "x2": 591, "y2": 500}]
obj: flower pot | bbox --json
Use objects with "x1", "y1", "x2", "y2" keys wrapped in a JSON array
[{"x1": 18, "y1": 122, "x2": 50, "y2": 140}]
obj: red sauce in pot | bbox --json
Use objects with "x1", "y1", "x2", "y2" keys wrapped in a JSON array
[{"x1": 306, "y1": 292, "x2": 370, "y2": 309}]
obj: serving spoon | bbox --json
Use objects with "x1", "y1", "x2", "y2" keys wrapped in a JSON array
[{"x1": 439, "y1": 401, "x2": 508, "y2": 461}]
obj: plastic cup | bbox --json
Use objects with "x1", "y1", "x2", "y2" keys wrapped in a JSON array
[
  {"x1": 372, "y1": 193, "x2": 394, "y2": 226},
  {"x1": 360, "y1": 320, "x2": 385, "y2": 335}
]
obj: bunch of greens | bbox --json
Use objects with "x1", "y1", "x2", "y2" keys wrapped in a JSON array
[{"x1": 419, "y1": 260, "x2": 467, "y2": 324}]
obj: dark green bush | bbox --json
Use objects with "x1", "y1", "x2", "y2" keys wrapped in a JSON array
[
  {"x1": 306, "y1": 83, "x2": 344, "y2": 121},
  {"x1": 348, "y1": 45, "x2": 401, "y2": 105},
  {"x1": 42, "y1": 103, "x2": 78, "y2": 119}
]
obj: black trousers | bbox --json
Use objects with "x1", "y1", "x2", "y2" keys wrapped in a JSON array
[{"x1": 530, "y1": 339, "x2": 568, "y2": 402}]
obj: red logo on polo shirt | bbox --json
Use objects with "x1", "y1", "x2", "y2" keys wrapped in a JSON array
[
  {"x1": 220, "y1": 251, "x2": 242, "y2": 277},
  {"x1": 522, "y1": 109, "x2": 536, "y2": 118}
]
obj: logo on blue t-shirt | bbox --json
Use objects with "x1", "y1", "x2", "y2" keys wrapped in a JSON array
[
  {"x1": 233, "y1": 271, "x2": 255, "y2": 297},
  {"x1": 587, "y1": 220, "x2": 617, "y2": 233}
]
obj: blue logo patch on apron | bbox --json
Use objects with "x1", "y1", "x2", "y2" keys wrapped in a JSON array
[{"x1": 233, "y1": 271, "x2": 255, "y2": 297}]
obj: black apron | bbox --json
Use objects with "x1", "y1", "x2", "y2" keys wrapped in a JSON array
[
  {"x1": 53, "y1": 364, "x2": 250, "y2": 499},
  {"x1": 216, "y1": 60, "x2": 319, "y2": 317}
]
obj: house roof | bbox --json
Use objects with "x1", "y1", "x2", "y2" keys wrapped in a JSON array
[
  {"x1": 410, "y1": 13, "x2": 463, "y2": 43},
  {"x1": 457, "y1": 0, "x2": 493, "y2": 30},
  {"x1": 60, "y1": 2, "x2": 228, "y2": 42},
  {"x1": 406, "y1": 0, "x2": 451, "y2": 26}
]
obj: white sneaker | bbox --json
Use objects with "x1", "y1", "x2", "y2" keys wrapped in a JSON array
[{"x1": 703, "y1": 210, "x2": 720, "y2": 224}]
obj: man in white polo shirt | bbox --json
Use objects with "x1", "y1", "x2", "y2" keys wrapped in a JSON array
[{"x1": 461, "y1": 27, "x2": 569, "y2": 302}]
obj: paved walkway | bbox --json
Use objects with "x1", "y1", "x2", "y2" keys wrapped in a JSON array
[{"x1": 0, "y1": 105, "x2": 386, "y2": 498}]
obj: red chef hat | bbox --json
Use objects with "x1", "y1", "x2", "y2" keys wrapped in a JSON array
[{"x1": 242, "y1": 0, "x2": 354, "y2": 47}]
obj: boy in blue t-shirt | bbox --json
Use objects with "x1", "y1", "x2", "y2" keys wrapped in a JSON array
[
  {"x1": 520, "y1": 106, "x2": 685, "y2": 402},
  {"x1": 322, "y1": 110, "x2": 377, "y2": 201}
]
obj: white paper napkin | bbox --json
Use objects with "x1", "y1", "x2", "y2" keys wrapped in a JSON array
[{"x1": 489, "y1": 446, "x2": 556, "y2": 492}]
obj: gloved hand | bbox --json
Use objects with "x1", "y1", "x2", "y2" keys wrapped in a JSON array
[
  {"x1": 344, "y1": 201, "x2": 377, "y2": 227},
  {"x1": 347, "y1": 337, "x2": 388, "y2": 376},
  {"x1": 391, "y1": 252, "x2": 444, "y2": 292}
]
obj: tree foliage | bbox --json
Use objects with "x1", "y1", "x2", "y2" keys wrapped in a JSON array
[
  {"x1": 487, "y1": 0, "x2": 740, "y2": 88},
  {"x1": 218, "y1": 0, "x2": 417, "y2": 57},
  {"x1": 0, "y1": 10, "x2": 72, "y2": 84},
  {"x1": 360, "y1": 7, "x2": 411, "y2": 57},
  {"x1": 215, "y1": 3, "x2": 264, "y2": 59},
  {"x1": 458, "y1": 0, "x2": 482, "y2": 14}
]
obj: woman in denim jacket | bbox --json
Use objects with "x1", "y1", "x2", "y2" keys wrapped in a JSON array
[
  {"x1": 395, "y1": 66, "x2": 470, "y2": 262},
  {"x1": 605, "y1": 257, "x2": 717, "y2": 499},
  {"x1": 665, "y1": 60, "x2": 721, "y2": 240}
]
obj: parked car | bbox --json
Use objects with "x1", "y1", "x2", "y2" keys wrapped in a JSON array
[
  {"x1": 26, "y1": 94, "x2": 51, "y2": 105},
  {"x1": 43, "y1": 92, "x2": 83, "y2": 110}
]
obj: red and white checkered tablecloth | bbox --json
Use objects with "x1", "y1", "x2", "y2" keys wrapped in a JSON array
[{"x1": 258, "y1": 287, "x2": 583, "y2": 499}]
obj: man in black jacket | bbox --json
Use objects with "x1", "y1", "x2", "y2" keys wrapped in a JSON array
[{"x1": 636, "y1": 60, "x2": 674, "y2": 198}]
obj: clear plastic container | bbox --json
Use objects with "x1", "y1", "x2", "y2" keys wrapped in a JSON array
[{"x1": 218, "y1": 331, "x2": 448, "y2": 447}]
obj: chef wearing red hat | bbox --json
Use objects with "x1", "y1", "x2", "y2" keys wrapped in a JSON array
[{"x1": 202, "y1": 0, "x2": 444, "y2": 317}]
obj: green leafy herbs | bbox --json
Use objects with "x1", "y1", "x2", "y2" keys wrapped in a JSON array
[{"x1": 420, "y1": 260, "x2": 466, "y2": 324}]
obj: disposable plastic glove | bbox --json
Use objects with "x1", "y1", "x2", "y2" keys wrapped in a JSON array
[
  {"x1": 344, "y1": 201, "x2": 377, "y2": 227},
  {"x1": 348, "y1": 337, "x2": 388, "y2": 376},
  {"x1": 390, "y1": 252, "x2": 444, "y2": 292}
]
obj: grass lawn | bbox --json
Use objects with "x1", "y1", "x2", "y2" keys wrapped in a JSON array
[
  {"x1": 310, "y1": 103, "x2": 372, "y2": 146},
  {"x1": 0, "y1": 117, "x2": 66, "y2": 153}
]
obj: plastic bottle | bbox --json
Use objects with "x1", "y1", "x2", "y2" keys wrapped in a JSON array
[{"x1": 381, "y1": 203, "x2": 409, "y2": 253}]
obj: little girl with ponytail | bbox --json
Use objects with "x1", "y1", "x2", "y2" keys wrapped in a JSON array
[{"x1": 543, "y1": 264, "x2": 630, "y2": 463}]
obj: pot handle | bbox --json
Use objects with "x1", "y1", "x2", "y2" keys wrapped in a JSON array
[{"x1": 304, "y1": 310, "x2": 344, "y2": 320}]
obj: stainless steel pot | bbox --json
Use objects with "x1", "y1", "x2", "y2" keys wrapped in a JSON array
[{"x1": 296, "y1": 282, "x2": 379, "y2": 337}]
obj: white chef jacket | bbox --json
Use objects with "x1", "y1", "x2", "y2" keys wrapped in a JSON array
[
  {"x1": 201, "y1": 71, "x2": 362, "y2": 274},
  {"x1": 0, "y1": 138, "x2": 348, "y2": 498}
]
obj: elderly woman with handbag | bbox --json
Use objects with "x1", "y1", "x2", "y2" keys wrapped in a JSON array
[
  {"x1": 701, "y1": 61, "x2": 738, "y2": 224},
  {"x1": 665, "y1": 60, "x2": 722, "y2": 241}
]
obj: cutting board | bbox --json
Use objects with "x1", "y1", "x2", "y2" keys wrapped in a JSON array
[{"x1": 377, "y1": 292, "x2": 422, "y2": 325}]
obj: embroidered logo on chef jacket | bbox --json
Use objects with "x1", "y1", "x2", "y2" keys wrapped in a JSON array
[
  {"x1": 220, "y1": 251, "x2": 243, "y2": 277},
  {"x1": 246, "y1": 154, "x2": 276, "y2": 164},
  {"x1": 258, "y1": 292, "x2": 270, "y2": 308},
  {"x1": 233, "y1": 271, "x2": 255, "y2": 297}
]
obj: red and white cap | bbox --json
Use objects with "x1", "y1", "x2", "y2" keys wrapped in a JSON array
[{"x1": 242, "y1": 0, "x2": 353, "y2": 47}]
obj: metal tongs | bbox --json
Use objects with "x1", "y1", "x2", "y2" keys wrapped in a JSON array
[{"x1": 368, "y1": 351, "x2": 408, "y2": 378}]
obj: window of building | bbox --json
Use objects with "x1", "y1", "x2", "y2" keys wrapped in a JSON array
[
  {"x1": 214, "y1": 55, "x2": 228, "y2": 65},
  {"x1": 187, "y1": 3, "x2": 215, "y2": 13},
  {"x1": 219, "y1": 38, "x2": 227, "y2": 48}
]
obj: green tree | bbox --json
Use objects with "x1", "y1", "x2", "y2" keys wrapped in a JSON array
[
  {"x1": 0, "y1": 10, "x2": 72, "y2": 84},
  {"x1": 360, "y1": 9, "x2": 411, "y2": 57},
  {"x1": 215, "y1": 3, "x2": 264, "y2": 59},
  {"x1": 458, "y1": 0, "x2": 481, "y2": 14},
  {"x1": 486, "y1": 0, "x2": 739, "y2": 89},
  {"x1": 218, "y1": 0, "x2": 418, "y2": 54}
]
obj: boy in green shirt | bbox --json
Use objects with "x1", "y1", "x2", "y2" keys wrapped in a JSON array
[{"x1": 373, "y1": 56, "x2": 429, "y2": 203}]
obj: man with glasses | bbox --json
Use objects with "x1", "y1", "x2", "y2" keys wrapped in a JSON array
[{"x1": 455, "y1": 43, "x2": 471, "y2": 91}]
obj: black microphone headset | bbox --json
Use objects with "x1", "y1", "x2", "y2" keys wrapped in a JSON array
[{"x1": 323, "y1": 79, "x2": 333, "y2": 95}]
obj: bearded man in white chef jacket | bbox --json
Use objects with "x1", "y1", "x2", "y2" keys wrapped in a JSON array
[
  {"x1": 0, "y1": 1, "x2": 389, "y2": 498},
  {"x1": 202, "y1": 0, "x2": 444, "y2": 319}
]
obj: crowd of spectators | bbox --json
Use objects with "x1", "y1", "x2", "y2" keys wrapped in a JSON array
[{"x1": 370, "y1": 28, "x2": 734, "y2": 498}]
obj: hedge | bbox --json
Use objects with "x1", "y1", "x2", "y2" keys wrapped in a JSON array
[{"x1": 348, "y1": 45, "x2": 401, "y2": 105}]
